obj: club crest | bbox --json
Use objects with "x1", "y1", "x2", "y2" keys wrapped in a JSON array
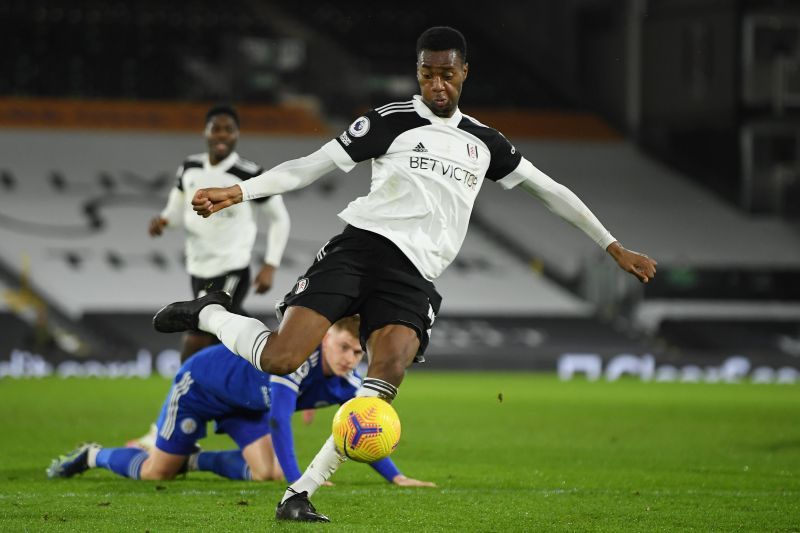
[
  {"x1": 467, "y1": 143, "x2": 478, "y2": 160},
  {"x1": 295, "y1": 278, "x2": 309, "y2": 294}
]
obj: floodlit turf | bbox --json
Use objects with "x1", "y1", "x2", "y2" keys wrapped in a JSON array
[{"x1": 1, "y1": 373, "x2": 799, "y2": 532}]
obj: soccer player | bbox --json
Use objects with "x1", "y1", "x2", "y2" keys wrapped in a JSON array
[
  {"x1": 47, "y1": 317, "x2": 434, "y2": 487},
  {"x1": 153, "y1": 26, "x2": 658, "y2": 521},
  {"x1": 149, "y1": 104, "x2": 291, "y2": 361}
]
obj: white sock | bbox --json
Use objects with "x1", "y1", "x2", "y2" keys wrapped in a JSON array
[
  {"x1": 281, "y1": 436, "x2": 346, "y2": 504},
  {"x1": 356, "y1": 377, "x2": 398, "y2": 401},
  {"x1": 187, "y1": 452, "x2": 200, "y2": 472},
  {"x1": 87, "y1": 445, "x2": 101, "y2": 468},
  {"x1": 198, "y1": 304, "x2": 271, "y2": 371}
]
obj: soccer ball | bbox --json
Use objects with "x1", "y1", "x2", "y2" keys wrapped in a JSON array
[{"x1": 332, "y1": 397, "x2": 401, "y2": 463}]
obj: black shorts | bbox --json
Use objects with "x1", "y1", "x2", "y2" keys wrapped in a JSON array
[
  {"x1": 277, "y1": 226, "x2": 442, "y2": 360},
  {"x1": 191, "y1": 266, "x2": 251, "y2": 318}
]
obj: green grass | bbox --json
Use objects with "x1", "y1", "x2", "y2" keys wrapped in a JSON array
[{"x1": 1, "y1": 373, "x2": 799, "y2": 532}]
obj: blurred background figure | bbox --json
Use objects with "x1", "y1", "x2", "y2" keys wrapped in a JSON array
[
  {"x1": 0, "y1": 0, "x2": 798, "y2": 383},
  {"x1": 149, "y1": 104, "x2": 291, "y2": 362}
]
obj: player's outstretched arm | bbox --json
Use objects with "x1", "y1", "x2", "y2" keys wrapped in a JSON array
[
  {"x1": 513, "y1": 158, "x2": 657, "y2": 283},
  {"x1": 192, "y1": 148, "x2": 338, "y2": 217}
]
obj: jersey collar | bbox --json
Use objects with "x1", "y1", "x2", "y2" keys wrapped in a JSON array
[
  {"x1": 412, "y1": 95, "x2": 463, "y2": 126},
  {"x1": 204, "y1": 151, "x2": 239, "y2": 172}
]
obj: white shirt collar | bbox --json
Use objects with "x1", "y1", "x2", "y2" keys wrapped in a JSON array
[
  {"x1": 412, "y1": 95, "x2": 463, "y2": 126},
  {"x1": 204, "y1": 151, "x2": 239, "y2": 172}
]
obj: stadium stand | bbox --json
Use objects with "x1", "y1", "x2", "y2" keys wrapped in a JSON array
[{"x1": 1, "y1": 2, "x2": 798, "y2": 378}]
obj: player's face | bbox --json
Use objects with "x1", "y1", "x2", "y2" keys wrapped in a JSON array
[
  {"x1": 322, "y1": 328, "x2": 364, "y2": 376},
  {"x1": 417, "y1": 49, "x2": 468, "y2": 118},
  {"x1": 205, "y1": 114, "x2": 239, "y2": 163}
]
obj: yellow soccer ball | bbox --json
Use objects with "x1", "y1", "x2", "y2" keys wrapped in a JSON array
[{"x1": 332, "y1": 396, "x2": 401, "y2": 463}]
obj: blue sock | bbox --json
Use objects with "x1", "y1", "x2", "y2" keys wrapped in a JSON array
[
  {"x1": 196, "y1": 451, "x2": 251, "y2": 480},
  {"x1": 95, "y1": 448, "x2": 148, "y2": 480}
]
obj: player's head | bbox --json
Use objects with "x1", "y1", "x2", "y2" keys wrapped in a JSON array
[
  {"x1": 416, "y1": 26, "x2": 468, "y2": 118},
  {"x1": 321, "y1": 316, "x2": 363, "y2": 377},
  {"x1": 204, "y1": 104, "x2": 240, "y2": 163}
]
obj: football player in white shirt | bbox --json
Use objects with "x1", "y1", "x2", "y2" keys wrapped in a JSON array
[
  {"x1": 148, "y1": 105, "x2": 291, "y2": 362},
  {"x1": 153, "y1": 28, "x2": 657, "y2": 522}
]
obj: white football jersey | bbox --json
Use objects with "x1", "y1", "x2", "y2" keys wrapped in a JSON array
[
  {"x1": 166, "y1": 152, "x2": 272, "y2": 278},
  {"x1": 323, "y1": 95, "x2": 523, "y2": 280}
]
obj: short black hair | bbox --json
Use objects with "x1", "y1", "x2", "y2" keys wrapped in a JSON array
[
  {"x1": 205, "y1": 104, "x2": 239, "y2": 127},
  {"x1": 416, "y1": 26, "x2": 467, "y2": 62}
]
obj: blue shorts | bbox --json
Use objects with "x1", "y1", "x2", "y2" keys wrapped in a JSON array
[{"x1": 154, "y1": 370, "x2": 271, "y2": 455}]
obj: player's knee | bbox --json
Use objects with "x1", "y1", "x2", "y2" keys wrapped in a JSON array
[
  {"x1": 139, "y1": 468, "x2": 177, "y2": 481},
  {"x1": 260, "y1": 348, "x2": 307, "y2": 375},
  {"x1": 248, "y1": 466, "x2": 275, "y2": 481}
]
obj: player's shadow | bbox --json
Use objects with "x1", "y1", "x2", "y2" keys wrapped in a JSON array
[{"x1": 760, "y1": 439, "x2": 800, "y2": 453}]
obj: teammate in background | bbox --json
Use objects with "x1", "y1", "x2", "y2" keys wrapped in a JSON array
[
  {"x1": 154, "y1": 26, "x2": 657, "y2": 521},
  {"x1": 149, "y1": 104, "x2": 291, "y2": 362},
  {"x1": 47, "y1": 318, "x2": 434, "y2": 488}
]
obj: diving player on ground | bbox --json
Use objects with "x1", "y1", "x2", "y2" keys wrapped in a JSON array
[{"x1": 48, "y1": 318, "x2": 433, "y2": 488}]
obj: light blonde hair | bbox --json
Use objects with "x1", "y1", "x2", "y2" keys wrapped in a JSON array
[{"x1": 331, "y1": 315, "x2": 360, "y2": 339}]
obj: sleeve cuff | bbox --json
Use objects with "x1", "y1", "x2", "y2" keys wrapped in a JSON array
[
  {"x1": 321, "y1": 139, "x2": 358, "y2": 173},
  {"x1": 495, "y1": 158, "x2": 530, "y2": 190},
  {"x1": 239, "y1": 181, "x2": 258, "y2": 202},
  {"x1": 270, "y1": 375, "x2": 299, "y2": 393}
]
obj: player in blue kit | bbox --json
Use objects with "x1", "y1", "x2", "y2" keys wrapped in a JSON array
[{"x1": 47, "y1": 317, "x2": 433, "y2": 487}]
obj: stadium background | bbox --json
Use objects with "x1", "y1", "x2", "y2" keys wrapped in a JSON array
[{"x1": 1, "y1": 0, "x2": 799, "y2": 383}]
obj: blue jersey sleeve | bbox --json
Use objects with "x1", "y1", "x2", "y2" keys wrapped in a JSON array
[
  {"x1": 369, "y1": 457, "x2": 401, "y2": 483},
  {"x1": 268, "y1": 379, "x2": 303, "y2": 483}
]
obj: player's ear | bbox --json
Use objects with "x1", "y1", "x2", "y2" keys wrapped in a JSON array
[{"x1": 462, "y1": 61, "x2": 469, "y2": 80}]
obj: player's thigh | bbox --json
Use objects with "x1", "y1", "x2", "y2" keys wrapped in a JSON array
[
  {"x1": 264, "y1": 306, "x2": 332, "y2": 373},
  {"x1": 154, "y1": 374, "x2": 208, "y2": 456},
  {"x1": 219, "y1": 411, "x2": 276, "y2": 481},
  {"x1": 139, "y1": 448, "x2": 186, "y2": 480},
  {"x1": 241, "y1": 434, "x2": 279, "y2": 481}
]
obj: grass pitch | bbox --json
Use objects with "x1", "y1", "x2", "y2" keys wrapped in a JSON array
[{"x1": 1, "y1": 373, "x2": 799, "y2": 532}]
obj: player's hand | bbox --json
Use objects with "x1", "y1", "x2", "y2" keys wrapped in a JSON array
[
  {"x1": 192, "y1": 185, "x2": 243, "y2": 217},
  {"x1": 607, "y1": 242, "x2": 657, "y2": 283},
  {"x1": 392, "y1": 475, "x2": 437, "y2": 487},
  {"x1": 322, "y1": 480, "x2": 335, "y2": 487},
  {"x1": 148, "y1": 216, "x2": 168, "y2": 237},
  {"x1": 301, "y1": 409, "x2": 315, "y2": 425},
  {"x1": 254, "y1": 264, "x2": 276, "y2": 294}
]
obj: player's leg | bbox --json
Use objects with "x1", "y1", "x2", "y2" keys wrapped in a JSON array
[
  {"x1": 190, "y1": 449, "x2": 252, "y2": 480},
  {"x1": 241, "y1": 434, "x2": 282, "y2": 481},
  {"x1": 194, "y1": 304, "x2": 332, "y2": 375},
  {"x1": 138, "y1": 448, "x2": 187, "y2": 480},
  {"x1": 46, "y1": 443, "x2": 181, "y2": 480},
  {"x1": 192, "y1": 412, "x2": 275, "y2": 481},
  {"x1": 277, "y1": 241, "x2": 439, "y2": 522},
  {"x1": 156, "y1": 286, "x2": 333, "y2": 375},
  {"x1": 155, "y1": 231, "x2": 361, "y2": 375},
  {"x1": 361, "y1": 323, "x2": 420, "y2": 392},
  {"x1": 277, "y1": 325, "x2": 417, "y2": 498}
]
